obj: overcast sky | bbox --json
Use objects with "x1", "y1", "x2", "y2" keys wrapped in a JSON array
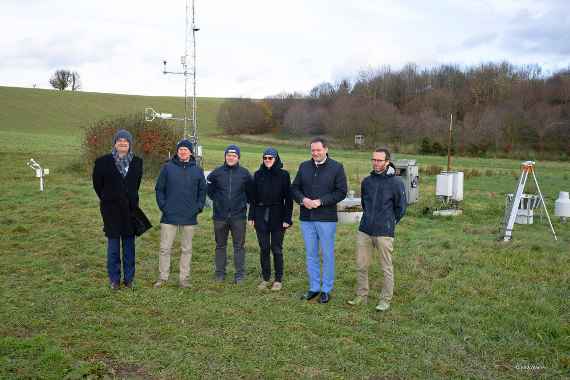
[{"x1": 1, "y1": 0, "x2": 569, "y2": 98}]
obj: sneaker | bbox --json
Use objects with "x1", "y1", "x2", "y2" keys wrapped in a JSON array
[
  {"x1": 375, "y1": 301, "x2": 390, "y2": 312},
  {"x1": 153, "y1": 280, "x2": 165, "y2": 288},
  {"x1": 214, "y1": 276, "x2": 225, "y2": 283},
  {"x1": 270, "y1": 281, "x2": 283, "y2": 291},
  {"x1": 347, "y1": 295, "x2": 368, "y2": 306},
  {"x1": 110, "y1": 282, "x2": 120, "y2": 290},
  {"x1": 257, "y1": 280, "x2": 270, "y2": 290},
  {"x1": 179, "y1": 280, "x2": 190, "y2": 288},
  {"x1": 124, "y1": 282, "x2": 133, "y2": 289}
]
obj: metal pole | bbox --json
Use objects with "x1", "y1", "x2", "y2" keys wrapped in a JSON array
[
  {"x1": 447, "y1": 113, "x2": 453, "y2": 172},
  {"x1": 183, "y1": 0, "x2": 190, "y2": 139},
  {"x1": 530, "y1": 168, "x2": 558, "y2": 241},
  {"x1": 192, "y1": 0, "x2": 198, "y2": 144}
]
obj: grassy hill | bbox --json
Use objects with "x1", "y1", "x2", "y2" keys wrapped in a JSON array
[
  {"x1": 0, "y1": 86, "x2": 569, "y2": 379},
  {"x1": 0, "y1": 86, "x2": 225, "y2": 137}
]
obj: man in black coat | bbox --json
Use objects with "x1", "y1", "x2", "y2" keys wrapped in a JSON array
[
  {"x1": 248, "y1": 147, "x2": 293, "y2": 291},
  {"x1": 93, "y1": 129, "x2": 143, "y2": 290},
  {"x1": 347, "y1": 148, "x2": 406, "y2": 312},
  {"x1": 291, "y1": 137, "x2": 347, "y2": 303},
  {"x1": 154, "y1": 139, "x2": 206, "y2": 288},
  {"x1": 207, "y1": 144, "x2": 253, "y2": 284}
]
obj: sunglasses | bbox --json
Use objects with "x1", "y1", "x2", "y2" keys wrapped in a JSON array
[{"x1": 263, "y1": 156, "x2": 275, "y2": 161}]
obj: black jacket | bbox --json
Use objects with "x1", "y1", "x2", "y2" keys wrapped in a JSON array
[
  {"x1": 207, "y1": 163, "x2": 253, "y2": 221},
  {"x1": 92, "y1": 154, "x2": 143, "y2": 238},
  {"x1": 155, "y1": 155, "x2": 206, "y2": 225},
  {"x1": 358, "y1": 165, "x2": 407, "y2": 237},
  {"x1": 291, "y1": 156, "x2": 347, "y2": 222},
  {"x1": 247, "y1": 155, "x2": 293, "y2": 231}
]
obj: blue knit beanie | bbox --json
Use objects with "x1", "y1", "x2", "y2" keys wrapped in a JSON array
[
  {"x1": 224, "y1": 144, "x2": 241, "y2": 157},
  {"x1": 263, "y1": 147, "x2": 278, "y2": 158},
  {"x1": 176, "y1": 139, "x2": 194, "y2": 153},
  {"x1": 113, "y1": 129, "x2": 133, "y2": 147}
]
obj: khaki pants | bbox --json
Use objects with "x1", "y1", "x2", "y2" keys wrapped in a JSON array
[
  {"x1": 356, "y1": 231, "x2": 394, "y2": 302},
  {"x1": 159, "y1": 224, "x2": 195, "y2": 282}
]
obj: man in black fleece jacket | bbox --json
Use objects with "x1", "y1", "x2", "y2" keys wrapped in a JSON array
[{"x1": 207, "y1": 144, "x2": 253, "y2": 284}]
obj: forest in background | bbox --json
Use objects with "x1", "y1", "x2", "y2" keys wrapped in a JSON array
[{"x1": 218, "y1": 62, "x2": 570, "y2": 159}]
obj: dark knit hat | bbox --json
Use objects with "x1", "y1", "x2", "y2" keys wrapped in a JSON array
[
  {"x1": 224, "y1": 144, "x2": 241, "y2": 157},
  {"x1": 263, "y1": 147, "x2": 278, "y2": 158},
  {"x1": 113, "y1": 129, "x2": 133, "y2": 146},
  {"x1": 176, "y1": 139, "x2": 194, "y2": 153}
]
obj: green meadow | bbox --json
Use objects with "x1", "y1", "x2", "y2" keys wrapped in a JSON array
[{"x1": 0, "y1": 86, "x2": 568, "y2": 379}]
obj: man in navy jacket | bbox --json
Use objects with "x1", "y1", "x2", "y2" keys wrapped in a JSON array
[
  {"x1": 348, "y1": 148, "x2": 406, "y2": 311},
  {"x1": 154, "y1": 139, "x2": 206, "y2": 288},
  {"x1": 291, "y1": 137, "x2": 347, "y2": 304}
]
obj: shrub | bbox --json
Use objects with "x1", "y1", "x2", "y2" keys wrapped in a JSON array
[{"x1": 82, "y1": 113, "x2": 181, "y2": 176}]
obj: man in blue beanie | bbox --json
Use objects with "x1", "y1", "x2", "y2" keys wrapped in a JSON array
[
  {"x1": 154, "y1": 139, "x2": 207, "y2": 288},
  {"x1": 207, "y1": 144, "x2": 253, "y2": 284}
]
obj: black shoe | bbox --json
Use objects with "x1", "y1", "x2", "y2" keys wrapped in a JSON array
[
  {"x1": 319, "y1": 292, "x2": 330, "y2": 304},
  {"x1": 301, "y1": 291, "x2": 320, "y2": 301},
  {"x1": 110, "y1": 282, "x2": 120, "y2": 290}
]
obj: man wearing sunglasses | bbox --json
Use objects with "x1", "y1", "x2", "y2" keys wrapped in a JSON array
[
  {"x1": 291, "y1": 137, "x2": 347, "y2": 304},
  {"x1": 348, "y1": 148, "x2": 406, "y2": 312}
]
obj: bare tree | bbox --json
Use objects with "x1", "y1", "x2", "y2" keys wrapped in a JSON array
[
  {"x1": 49, "y1": 69, "x2": 81, "y2": 91},
  {"x1": 71, "y1": 71, "x2": 81, "y2": 91},
  {"x1": 49, "y1": 70, "x2": 72, "y2": 91}
]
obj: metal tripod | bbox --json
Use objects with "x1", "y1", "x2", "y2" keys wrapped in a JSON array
[{"x1": 501, "y1": 161, "x2": 557, "y2": 241}]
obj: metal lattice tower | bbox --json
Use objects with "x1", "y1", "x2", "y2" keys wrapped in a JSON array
[{"x1": 148, "y1": 0, "x2": 200, "y2": 149}]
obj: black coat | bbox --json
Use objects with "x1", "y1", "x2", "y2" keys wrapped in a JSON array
[
  {"x1": 206, "y1": 163, "x2": 253, "y2": 221},
  {"x1": 93, "y1": 154, "x2": 143, "y2": 238},
  {"x1": 247, "y1": 155, "x2": 293, "y2": 231},
  {"x1": 291, "y1": 155, "x2": 347, "y2": 222},
  {"x1": 358, "y1": 165, "x2": 407, "y2": 237},
  {"x1": 155, "y1": 156, "x2": 206, "y2": 225}
]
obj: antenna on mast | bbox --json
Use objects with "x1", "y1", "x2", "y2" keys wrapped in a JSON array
[{"x1": 145, "y1": 0, "x2": 202, "y2": 163}]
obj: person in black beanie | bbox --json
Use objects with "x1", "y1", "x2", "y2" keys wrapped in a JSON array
[
  {"x1": 154, "y1": 139, "x2": 206, "y2": 289},
  {"x1": 206, "y1": 144, "x2": 253, "y2": 284},
  {"x1": 92, "y1": 129, "x2": 143, "y2": 290},
  {"x1": 248, "y1": 147, "x2": 293, "y2": 291}
]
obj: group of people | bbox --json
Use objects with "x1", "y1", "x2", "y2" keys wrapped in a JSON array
[{"x1": 92, "y1": 130, "x2": 406, "y2": 311}]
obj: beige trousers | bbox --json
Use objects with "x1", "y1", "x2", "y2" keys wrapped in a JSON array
[
  {"x1": 159, "y1": 224, "x2": 195, "y2": 282},
  {"x1": 356, "y1": 231, "x2": 395, "y2": 302}
]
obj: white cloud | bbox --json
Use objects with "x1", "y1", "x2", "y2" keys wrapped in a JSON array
[{"x1": 0, "y1": 0, "x2": 568, "y2": 98}]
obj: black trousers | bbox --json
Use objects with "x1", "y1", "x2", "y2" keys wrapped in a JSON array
[
  {"x1": 255, "y1": 228, "x2": 285, "y2": 282},
  {"x1": 214, "y1": 219, "x2": 247, "y2": 281}
]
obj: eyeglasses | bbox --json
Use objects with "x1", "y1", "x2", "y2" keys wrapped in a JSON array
[
  {"x1": 371, "y1": 159, "x2": 387, "y2": 163},
  {"x1": 263, "y1": 156, "x2": 275, "y2": 161}
]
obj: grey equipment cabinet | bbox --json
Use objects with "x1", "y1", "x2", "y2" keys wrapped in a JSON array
[{"x1": 393, "y1": 159, "x2": 419, "y2": 204}]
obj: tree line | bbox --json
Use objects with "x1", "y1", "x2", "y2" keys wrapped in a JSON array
[{"x1": 217, "y1": 62, "x2": 570, "y2": 158}]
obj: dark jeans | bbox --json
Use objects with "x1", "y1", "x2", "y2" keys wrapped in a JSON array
[
  {"x1": 214, "y1": 219, "x2": 246, "y2": 281},
  {"x1": 107, "y1": 236, "x2": 135, "y2": 285},
  {"x1": 255, "y1": 228, "x2": 285, "y2": 282}
]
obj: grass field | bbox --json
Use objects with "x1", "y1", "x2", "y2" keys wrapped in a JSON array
[{"x1": 1, "y1": 87, "x2": 569, "y2": 379}]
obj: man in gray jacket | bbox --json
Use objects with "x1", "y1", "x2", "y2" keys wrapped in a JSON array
[{"x1": 154, "y1": 139, "x2": 206, "y2": 288}]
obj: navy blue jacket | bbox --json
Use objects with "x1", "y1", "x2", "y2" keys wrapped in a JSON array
[
  {"x1": 155, "y1": 156, "x2": 206, "y2": 225},
  {"x1": 207, "y1": 163, "x2": 253, "y2": 221},
  {"x1": 291, "y1": 156, "x2": 347, "y2": 222},
  {"x1": 359, "y1": 166, "x2": 407, "y2": 237}
]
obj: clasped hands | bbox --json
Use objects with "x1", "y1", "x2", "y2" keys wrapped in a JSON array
[{"x1": 302, "y1": 197, "x2": 322, "y2": 209}]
